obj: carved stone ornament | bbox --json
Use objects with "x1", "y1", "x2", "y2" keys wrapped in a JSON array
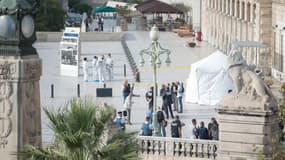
[
  {"x1": 0, "y1": 61, "x2": 16, "y2": 80},
  {"x1": 24, "y1": 61, "x2": 41, "y2": 79},
  {"x1": 221, "y1": 49, "x2": 277, "y2": 111},
  {"x1": 0, "y1": 82, "x2": 13, "y2": 148}
]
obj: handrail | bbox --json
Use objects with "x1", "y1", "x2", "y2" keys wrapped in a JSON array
[{"x1": 137, "y1": 136, "x2": 218, "y2": 159}]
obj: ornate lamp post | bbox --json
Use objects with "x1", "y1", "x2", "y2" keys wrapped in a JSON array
[
  {"x1": 139, "y1": 25, "x2": 171, "y2": 136},
  {"x1": 0, "y1": 0, "x2": 41, "y2": 159}
]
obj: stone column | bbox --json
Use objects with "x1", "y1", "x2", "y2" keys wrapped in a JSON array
[
  {"x1": 0, "y1": 55, "x2": 42, "y2": 159},
  {"x1": 234, "y1": 0, "x2": 238, "y2": 17},
  {"x1": 239, "y1": 0, "x2": 243, "y2": 19},
  {"x1": 250, "y1": 2, "x2": 254, "y2": 23},
  {"x1": 226, "y1": 0, "x2": 229, "y2": 14},
  {"x1": 245, "y1": 1, "x2": 248, "y2": 21},
  {"x1": 230, "y1": 0, "x2": 233, "y2": 15},
  {"x1": 222, "y1": 0, "x2": 225, "y2": 13}
]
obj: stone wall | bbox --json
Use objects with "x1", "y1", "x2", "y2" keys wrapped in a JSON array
[
  {"x1": 36, "y1": 32, "x2": 123, "y2": 42},
  {"x1": 201, "y1": 0, "x2": 273, "y2": 75}
]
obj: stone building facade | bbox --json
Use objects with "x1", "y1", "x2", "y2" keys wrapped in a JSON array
[
  {"x1": 272, "y1": 0, "x2": 285, "y2": 81},
  {"x1": 201, "y1": 0, "x2": 273, "y2": 74}
]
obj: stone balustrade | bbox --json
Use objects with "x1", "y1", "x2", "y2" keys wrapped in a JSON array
[{"x1": 137, "y1": 136, "x2": 218, "y2": 159}]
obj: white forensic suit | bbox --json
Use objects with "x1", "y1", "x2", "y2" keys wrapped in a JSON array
[
  {"x1": 98, "y1": 57, "x2": 106, "y2": 82},
  {"x1": 105, "y1": 56, "x2": 114, "y2": 81},
  {"x1": 92, "y1": 57, "x2": 99, "y2": 82}
]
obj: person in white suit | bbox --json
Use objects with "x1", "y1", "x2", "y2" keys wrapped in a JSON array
[
  {"x1": 105, "y1": 53, "x2": 114, "y2": 81},
  {"x1": 92, "y1": 56, "x2": 99, "y2": 82},
  {"x1": 98, "y1": 55, "x2": 106, "y2": 82},
  {"x1": 82, "y1": 57, "x2": 88, "y2": 82}
]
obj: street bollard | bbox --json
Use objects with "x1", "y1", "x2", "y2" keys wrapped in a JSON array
[
  {"x1": 124, "y1": 64, "x2": 126, "y2": 78},
  {"x1": 135, "y1": 70, "x2": 140, "y2": 82},
  {"x1": 77, "y1": 84, "x2": 80, "y2": 98},
  {"x1": 51, "y1": 84, "x2": 54, "y2": 98}
]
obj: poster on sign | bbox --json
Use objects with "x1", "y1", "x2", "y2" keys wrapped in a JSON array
[{"x1": 60, "y1": 27, "x2": 81, "y2": 77}]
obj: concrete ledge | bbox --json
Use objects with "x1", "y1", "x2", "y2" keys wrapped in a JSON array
[{"x1": 36, "y1": 32, "x2": 123, "y2": 42}]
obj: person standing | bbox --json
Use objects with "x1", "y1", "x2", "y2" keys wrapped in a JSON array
[
  {"x1": 85, "y1": 15, "x2": 93, "y2": 32},
  {"x1": 113, "y1": 111, "x2": 125, "y2": 131},
  {"x1": 97, "y1": 15, "x2": 104, "y2": 32},
  {"x1": 105, "y1": 53, "x2": 114, "y2": 81},
  {"x1": 176, "y1": 81, "x2": 184, "y2": 113},
  {"x1": 92, "y1": 56, "x2": 99, "y2": 82},
  {"x1": 157, "y1": 106, "x2": 167, "y2": 137},
  {"x1": 163, "y1": 86, "x2": 174, "y2": 119},
  {"x1": 82, "y1": 57, "x2": 88, "y2": 82},
  {"x1": 141, "y1": 117, "x2": 153, "y2": 136},
  {"x1": 170, "y1": 115, "x2": 184, "y2": 138},
  {"x1": 208, "y1": 117, "x2": 219, "y2": 140},
  {"x1": 171, "y1": 82, "x2": 178, "y2": 111},
  {"x1": 122, "y1": 79, "x2": 131, "y2": 103},
  {"x1": 160, "y1": 84, "x2": 166, "y2": 103},
  {"x1": 198, "y1": 121, "x2": 209, "y2": 140},
  {"x1": 124, "y1": 84, "x2": 134, "y2": 125},
  {"x1": 190, "y1": 119, "x2": 199, "y2": 139},
  {"x1": 145, "y1": 86, "x2": 154, "y2": 110},
  {"x1": 98, "y1": 55, "x2": 106, "y2": 82}
]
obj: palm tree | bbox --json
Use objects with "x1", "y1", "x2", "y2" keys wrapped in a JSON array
[{"x1": 19, "y1": 98, "x2": 140, "y2": 160}]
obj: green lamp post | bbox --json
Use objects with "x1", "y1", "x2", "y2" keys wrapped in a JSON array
[
  {"x1": 0, "y1": 0, "x2": 39, "y2": 56},
  {"x1": 139, "y1": 25, "x2": 171, "y2": 136}
]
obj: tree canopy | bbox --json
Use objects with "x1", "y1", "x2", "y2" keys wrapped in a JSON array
[
  {"x1": 19, "y1": 98, "x2": 140, "y2": 160},
  {"x1": 27, "y1": 0, "x2": 65, "y2": 31}
]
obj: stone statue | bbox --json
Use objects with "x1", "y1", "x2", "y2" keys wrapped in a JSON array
[{"x1": 223, "y1": 49, "x2": 277, "y2": 110}]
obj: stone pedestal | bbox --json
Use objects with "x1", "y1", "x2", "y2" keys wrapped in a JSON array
[
  {"x1": 217, "y1": 95, "x2": 279, "y2": 160},
  {"x1": 0, "y1": 55, "x2": 42, "y2": 159}
]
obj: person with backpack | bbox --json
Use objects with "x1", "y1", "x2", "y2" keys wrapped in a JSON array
[
  {"x1": 170, "y1": 115, "x2": 185, "y2": 138},
  {"x1": 190, "y1": 118, "x2": 199, "y2": 139},
  {"x1": 141, "y1": 117, "x2": 153, "y2": 136},
  {"x1": 157, "y1": 106, "x2": 167, "y2": 137},
  {"x1": 198, "y1": 121, "x2": 209, "y2": 139}
]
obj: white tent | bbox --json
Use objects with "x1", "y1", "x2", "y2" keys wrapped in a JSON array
[{"x1": 185, "y1": 51, "x2": 233, "y2": 105}]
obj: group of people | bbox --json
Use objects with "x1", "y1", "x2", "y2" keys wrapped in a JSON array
[
  {"x1": 190, "y1": 117, "x2": 219, "y2": 140},
  {"x1": 82, "y1": 53, "x2": 113, "y2": 82},
  {"x1": 160, "y1": 81, "x2": 185, "y2": 117},
  {"x1": 113, "y1": 79, "x2": 219, "y2": 140},
  {"x1": 84, "y1": 15, "x2": 104, "y2": 32},
  {"x1": 140, "y1": 81, "x2": 185, "y2": 137}
]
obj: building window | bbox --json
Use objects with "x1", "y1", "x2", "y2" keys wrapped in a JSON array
[{"x1": 274, "y1": 32, "x2": 283, "y2": 72}]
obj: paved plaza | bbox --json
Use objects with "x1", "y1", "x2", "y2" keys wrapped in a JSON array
[{"x1": 36, "y1": 31, "x2": 217, "y2": 144}]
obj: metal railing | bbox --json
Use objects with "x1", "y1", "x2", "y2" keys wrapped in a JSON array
[{"x1": 137, "y1": 136, "x2": 218, "y2": 159}]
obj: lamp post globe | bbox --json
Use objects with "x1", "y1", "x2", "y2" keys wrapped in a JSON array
[
  {"x1": 150, "y1": 25, "x2": 159, "y2": 41},
  {"x1": 0, "y1": 15, "x2": 16, "y2": 39},
  {"x1": 21, "y1": 15, "x2": 35, "y2": 38}
]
